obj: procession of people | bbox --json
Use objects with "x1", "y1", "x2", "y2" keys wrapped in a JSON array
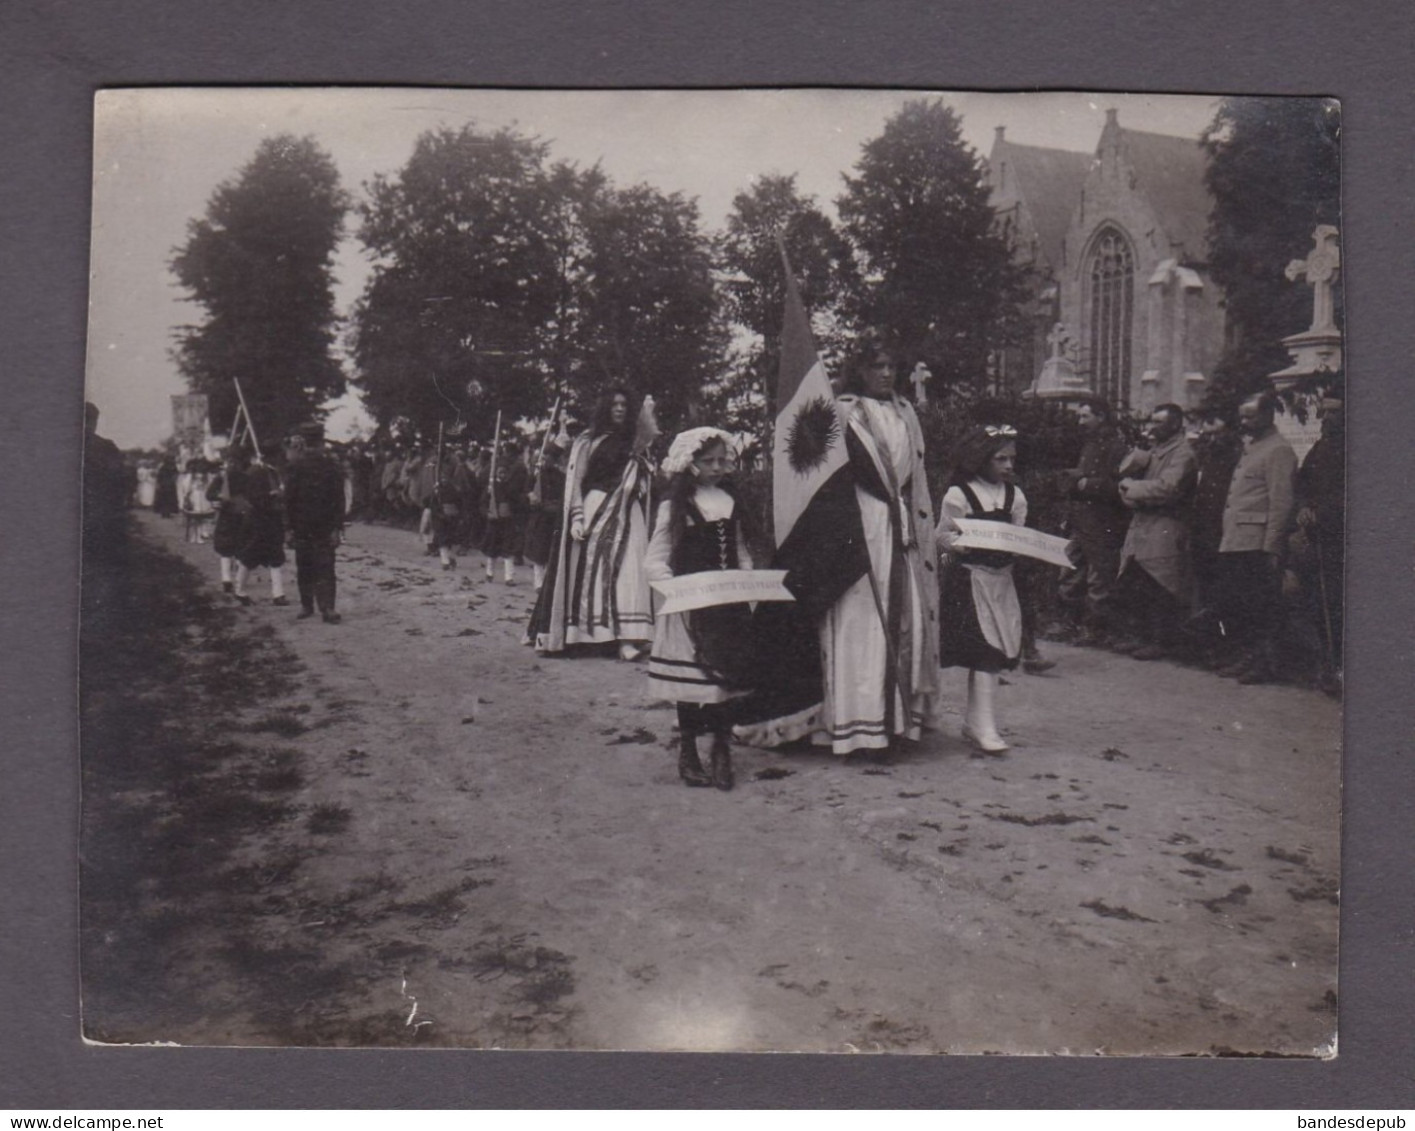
[{"x1": 97, "y1": 321, "x2": 1342, "y2": 797}]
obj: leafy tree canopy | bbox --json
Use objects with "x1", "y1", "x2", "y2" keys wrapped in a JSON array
[
  {"x1": 170, "y1": 134, "x2": 350, "y2": 447},
  {"x1": 838, "y1": 99, "x2": 1029, "y2": 388},
  {"x1": 1202, "y1": 97, "x2": 1342, "y2": 407},
  {"x1": 351, "y1": 125, "x2": 563, "y2": 439},
  {"x1": 350, "y1": 125, "x2": 727, "y2": 440}
]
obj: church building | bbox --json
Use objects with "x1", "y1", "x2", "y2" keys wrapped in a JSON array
[{"x1": 987, "y1": 108, "x2": 1224, "y2": 413}]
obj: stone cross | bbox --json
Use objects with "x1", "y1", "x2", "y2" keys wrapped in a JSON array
[
  {"x1": 1046, "y1": 322, "x2": 1070, "y2": 360},
  {"x1": 909, "y1": 362, "x2": 932, "y2": 406},
  {"x1": 1285, "y1": 225, "x2": 1341, "y2": 333}
]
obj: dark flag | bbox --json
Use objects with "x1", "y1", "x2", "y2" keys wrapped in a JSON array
[{"x1": 735, "y1": 250, "x2": 870, "y2": 740}]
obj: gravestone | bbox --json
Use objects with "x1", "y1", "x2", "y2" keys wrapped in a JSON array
[
  {"x1": 1028, "y1": 322, "x2": 1090, "y2": 399},
  {"x1": 1270, "y1": 226, "x2": 1342, "y2": 462}
]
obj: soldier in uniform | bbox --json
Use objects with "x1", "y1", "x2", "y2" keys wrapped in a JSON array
[
  {"x1": 1217, "y1": 392, "x2": 1298, "y2": 683},
  {"x1": 1058, "y1": 398, "x2": 1130, "y2": 646}
]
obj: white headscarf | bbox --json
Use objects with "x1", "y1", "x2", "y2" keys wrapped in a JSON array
[{"x1": 661, "y1": 427, "x2": 734, "y2": 476}]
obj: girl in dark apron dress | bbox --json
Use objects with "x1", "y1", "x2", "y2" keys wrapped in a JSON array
[
  {"x1": 644, "y1": 428, "x2": 759, "y2": 790},
  {"x1": 937, "y1": 426, "x2": 1026, "y2": 753}
]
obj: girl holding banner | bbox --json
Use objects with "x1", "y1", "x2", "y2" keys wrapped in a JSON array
[
  {"x1": 936, "y1": 425, "x2": 1028, "y2": 754},
  {"x1": 644, "y1": 428, "x2": 761, "y2": 791}
]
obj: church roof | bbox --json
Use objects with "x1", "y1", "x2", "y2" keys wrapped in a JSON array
[
  {"x1": 989, "y1": 139, "x2": 1090, "y2": 272},
  {"x1": 1114, "y1": 127, "x2": 1211, "y2": 263}
]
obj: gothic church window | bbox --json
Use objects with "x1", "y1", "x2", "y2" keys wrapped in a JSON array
[{"x1": 1086, "y1": 226, "x2": 1134, "y2": 407}]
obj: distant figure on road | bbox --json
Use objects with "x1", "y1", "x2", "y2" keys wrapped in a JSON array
[
  {"x1": 482, "y1": 438, "x2": 530, "y2": 585},
  {"x1": 233, "y1": 454, "x2": 288, "y2": 607},
  {"x1": 284, "y1": 421, "x2": 346, "y2": 624},
  {"x1": 181, "y1": 457, "x2": 216, "y2": 544},
  {"x1": 153, "y1": 455, "x2": 180, "y2": 518},
  {"x1": 208, "y1": 445, "x2": 251, "y2": 594},
  {"x1": 523, "y1": 430, "x2": 571, "y2": 593}
]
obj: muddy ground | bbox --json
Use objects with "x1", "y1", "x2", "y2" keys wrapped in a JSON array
[{"x1": 80, "y1": 512, "x2": 1340, "y2": 1055}]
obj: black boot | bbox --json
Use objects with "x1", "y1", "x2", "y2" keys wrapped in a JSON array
[
  {"x1": 676, "y1": 705, "x2": 711, "y2": 787},
  {"x1": 709, "y1": 732, "x2": 734, "y2": 791},
  {"x1": 678, "y1": 730, "x2": 711, "y2": 787}
]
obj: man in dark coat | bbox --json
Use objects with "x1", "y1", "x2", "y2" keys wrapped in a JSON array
[
  {"x1": 284, "y1": 421, "x2": 347, "y2": 624},
  {"x1": 1294, "y1": 394, "x2": 1344, "y2": 691},
  {"x1": 1058, "y1": 398, "x2": 1130, "y2": 645},
  {"x1": 1187, "y1": 408, "x2": 1243, "y2": 662},
  {"x1": 82, "y1": 402, "x2": 129, "y2": 570},
  {"x1": 1115, "y1": 404, "x2": 1198, "y2": 660}
]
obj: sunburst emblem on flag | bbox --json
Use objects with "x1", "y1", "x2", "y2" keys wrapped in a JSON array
[{"x1": 786, "y1": 396, "x2": 840, "y2": 475}]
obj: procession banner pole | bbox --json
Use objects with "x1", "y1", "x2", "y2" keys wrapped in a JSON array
[
  {"x1": 227, "y1": 402, "x2": 244, "y2": 448},
  {"x1": 533, "y1": 396, "x2": 562, "y2": 503},
  {"x1": 232, "y1": 377, "x2": 262, "y2": 461},
  {"x1": 487, "y1": 409, "x2": 503, "y2": 519},
  {"x1": 435, "y1": 421, "x2": 445, "y2": 492}
]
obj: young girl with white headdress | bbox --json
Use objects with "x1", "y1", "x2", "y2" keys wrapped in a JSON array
[
  {"x1": 936, "y1": 424, "x2": 1027, "y2": 754},
  {"x1": 644, "y1": 427, "x2": 760, "y2": 790}
]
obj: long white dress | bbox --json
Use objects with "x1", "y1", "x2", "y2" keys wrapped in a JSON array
[
  {"x1": 136, "y1": 465, "x2": 156, "y2": 508},
  {"x1": 815, "y1": 396, "x2": 939, "y2": 753}
]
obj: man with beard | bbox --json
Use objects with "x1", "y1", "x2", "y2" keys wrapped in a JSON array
[
  {"x1": 1115, "y1": 403, "x2": 1198, "y2": 661},
  {"x1": 1218, "y1": 391, "x2": 1298, "y2": 683}
]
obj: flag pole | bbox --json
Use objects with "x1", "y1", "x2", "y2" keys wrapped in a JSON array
[
  {"x1": 486, "y1": 409, "x2": 503, "y2": 520},
  {"x1": 232, "y1": 377, "x2": 262, "y2": 461}
]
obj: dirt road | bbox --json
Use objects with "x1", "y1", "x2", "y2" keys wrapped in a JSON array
[{"x1": 81, "y1": 513, "x2": 1341, "y2": 1055}]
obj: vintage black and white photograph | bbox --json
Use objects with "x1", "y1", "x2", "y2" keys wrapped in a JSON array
[{"x1": 79, "y1": 87, "x2": 1344, "y2": 1055}]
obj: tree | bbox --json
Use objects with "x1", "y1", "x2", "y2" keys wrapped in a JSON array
[
  {"x1": 350, "y1": 125, "x2": 564, "y2": 439},
  {"x1": 170, "y1": 135, "x2": 349, "y2": 446},
  {"x1": 715, "y1": 174, "x2": 857, "y2": 434},
  {"x1": 1202, "y1": 97, "x2": 1342, "y2": 406},
  {"x1": 571, "y1": 181, "x2": 728, "y2": 432},
  {"x1": 837, "y1": 99, "x2": 1028, "y2": 388}
]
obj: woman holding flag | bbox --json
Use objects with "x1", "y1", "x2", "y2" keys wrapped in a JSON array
[{"x1": 735, "y1": 305, "x2": 941, "y2": 758}]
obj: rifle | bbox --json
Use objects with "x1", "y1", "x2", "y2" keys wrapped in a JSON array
[
  {"x1": 532, "y1": 397, "x2": 562, "y2": 507},
  {"x1": 486, "y1": 410, "x2": 503, "y2": 520}
]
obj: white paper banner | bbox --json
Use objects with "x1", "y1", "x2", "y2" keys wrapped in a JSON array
[
  {"x1": 952, "y1": 519, "x2": 1076, "y2": 569},
  {"x1": 650, "y1": 569, "x2": 795, "y2": 615}
]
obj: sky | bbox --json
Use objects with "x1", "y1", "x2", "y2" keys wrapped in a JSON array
[{"x1": 84, "y1": 88, "x2": 1221, "y2": 449}]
